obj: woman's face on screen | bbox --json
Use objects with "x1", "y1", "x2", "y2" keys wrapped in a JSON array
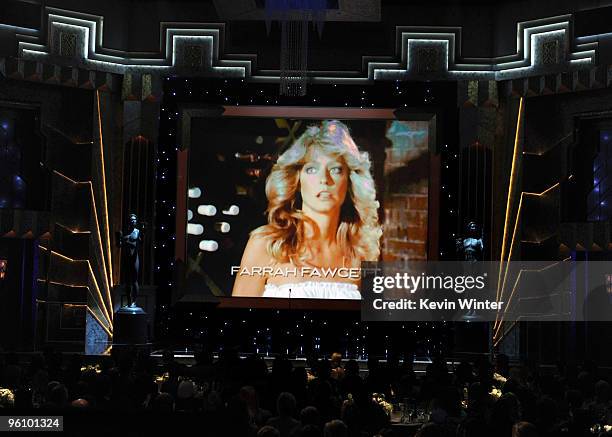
[{"x1": 299, "y1": 149, "x2": 348, "y2": 215}]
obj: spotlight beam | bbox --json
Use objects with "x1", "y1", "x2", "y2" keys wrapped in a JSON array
[
  {"x1": 52, "y1": 148, "x2": 115, "y2": 330},
  {"x1": 88, "y1": 183, "x2": 114, "y2": 323},
  {"x1": 48, "y1": 250, "x2": 112, "y2": 328},
  {"x1": 494, "y1": 260, "x2": 562, "y2": 340},
  {"x1": 494, "y1": 183, "x2": 561, "y2": 338},
  {"x1": 95, "y1": 90, "x2": 114, "y2": 290},
  {"x1": 495, "y1": 97, "x2": 524, "y2": 331}
]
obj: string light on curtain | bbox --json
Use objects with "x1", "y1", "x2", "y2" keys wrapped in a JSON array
[{"x1": 265, "y1": 0, "x2": 326, "y2": 96}]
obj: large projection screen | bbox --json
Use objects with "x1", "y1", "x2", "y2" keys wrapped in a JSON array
[{"x1": 176, "y1": 107, "x2": 438, "y2": 308}]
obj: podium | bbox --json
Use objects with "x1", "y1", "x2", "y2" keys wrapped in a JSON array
[{"x1": 113, "y1": 306, "x2": 148, "y2": 344}]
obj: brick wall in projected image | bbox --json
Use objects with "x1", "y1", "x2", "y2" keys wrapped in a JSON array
[{"x1": 382, "y1": 120, "x2": 429, "y2": 261}]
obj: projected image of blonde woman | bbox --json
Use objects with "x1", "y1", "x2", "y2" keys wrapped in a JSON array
[{"x1": 232, "y1": 120, "x2": 382, "y2": 299}]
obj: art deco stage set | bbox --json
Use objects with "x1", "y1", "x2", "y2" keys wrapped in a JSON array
[{"x1": 2, "y1": 0, "x2": 612, "y2": 434}]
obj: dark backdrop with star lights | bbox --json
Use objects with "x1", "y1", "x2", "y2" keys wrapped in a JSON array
[{"x1": 151, "y1": 78, "x2": 476, "y2": 357}]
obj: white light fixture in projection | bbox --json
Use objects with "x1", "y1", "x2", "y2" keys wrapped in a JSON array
[
  {"x1": 198, "y1": 205, "x2": 217, "y2": 216},
  {"x1": 215, "y1": 222, "x2": 231, "y2": 233},
  {"x1": 199, "y1": 240, "x2": 219, "y2": 251},
  {"x1": 222, "y1": 205, "x2": 239, "y2": 215},
  {"x1": 187, "y1": 223, "x2": 204, "y2": 235},
  {"x1": 187, "y1": 209, "x2": 193, "y2": 221},
  {"x1": 188, "y1": 187, "x2": 202, "y2": 198}
]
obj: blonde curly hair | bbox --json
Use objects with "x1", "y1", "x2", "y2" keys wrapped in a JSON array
[{"x1": 252, "y1": 120, "x2": 381, "y2": 264}]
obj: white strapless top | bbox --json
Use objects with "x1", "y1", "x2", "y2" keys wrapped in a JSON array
[{"x1": 262, "y1": 281, "x2": 361, "y2": 300}]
